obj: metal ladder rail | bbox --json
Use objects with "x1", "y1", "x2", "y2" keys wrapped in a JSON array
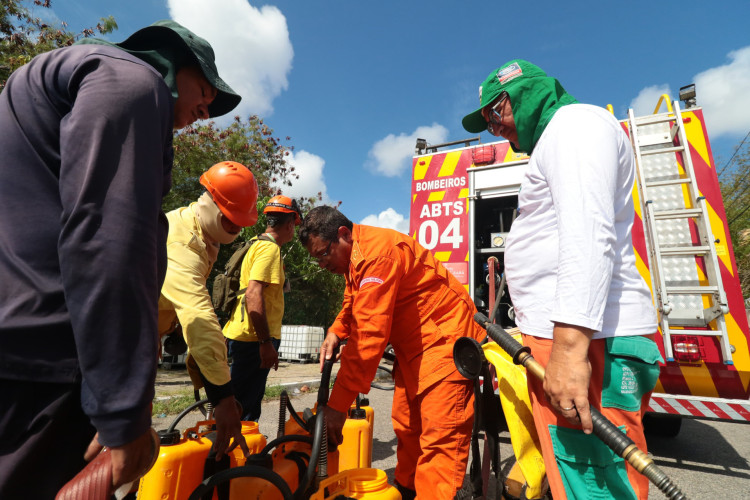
[
  {"x1": 669, "y1": 102, "x2": 732, "y2": 364},
  {"x1": 628, "y1": 106, "x2": 733, "y2": 364},
  {"x1": 628, "y1": 108, "x2": 676, "y2": 360}
]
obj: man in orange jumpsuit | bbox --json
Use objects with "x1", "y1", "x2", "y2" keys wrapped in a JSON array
[{"x1": 299, "y1": 206, "x2": 484, "y2": 500}]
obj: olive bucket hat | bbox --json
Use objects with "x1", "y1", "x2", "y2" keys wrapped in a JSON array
[{"x1": 98, "y1": 20, "x2": 241, "y2": 118}]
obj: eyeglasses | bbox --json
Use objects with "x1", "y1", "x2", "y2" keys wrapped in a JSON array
[
  {"x1": 486, "y1": 92, "x2": 508, "y2": 133},
  {"x1": 311, "y1": 240, "x2": 333, "y2": 263}
]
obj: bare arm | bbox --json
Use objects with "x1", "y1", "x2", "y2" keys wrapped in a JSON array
[
  {"x1": 245, "y1": 280, "x2": 278, "y2": 370},
  {"x1": 543, "y1": 322, "x2": 594, "y2": 433}
]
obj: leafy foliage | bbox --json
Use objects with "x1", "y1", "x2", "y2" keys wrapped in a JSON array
[
  {"x1": 718, "y1": 135, "x2": 750, "y2": 297},
  {"x1": 1, "y1": 0, "x2": 117, "y2": 90},
  {"x1": 170, "y1": 117, "x2": 344, "y2": 330}
]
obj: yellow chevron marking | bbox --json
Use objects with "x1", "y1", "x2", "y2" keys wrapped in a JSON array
[
  {"x1": 694, "y1": 266, "x2": 712, "y2": 309},
  {"x1": 706, "y1": 201, "x2": 732, "y2": 272},
  {"x1": 632, "y1": 184, "x2": 643, "y2": 220},
  {"x1": 465, "y1": 250, "x2": 470, "y2": 262},
  {"x1": 726, "y1": 313, "x2": 750, "y2": 387},
  {"x1": 428, "y1": 191, "x2": 446, "y2": 202},
  {"x1": 434, "y1": 251, "x2": 452, "y2": 262},
  {"x1": 653, "y1": 378, "x2": 666, "y2": 393},
  {"x1": 412, "y1": 193, "x2": 417, "y2": 204},
  {"x1": 459, "y1": 188, "x2": 468, "y2": 199},
  {"x1": 414, "y1": 156, "x2": 431, "y2": 181},
  {"x1": 438, "y1": 151, "x2": 463, "y2": 177},
  {"x1": 680, "y1": 363, "x2": 720, "y2": 397},
  {"x1": 635, "y1": 250, "x2": 654, "y2": 297},
  {"x1": 673, "y1": 157, "x2": 693, "y2": 208},
  {"x1": 503, "y1": 146, "x2": 529, "y2": 162},
  {"x1": 683, "y1": 111, "x2": 712, "y2": 168}
]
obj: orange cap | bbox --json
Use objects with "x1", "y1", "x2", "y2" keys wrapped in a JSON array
[
  {"x1": 199, "y1": 161, "x2": 258, "y2": 226},
  {"x1": 263, "y1": 195, "x2": 301, "y2": 225}
]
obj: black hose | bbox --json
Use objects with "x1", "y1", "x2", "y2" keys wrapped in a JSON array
[
  {"x1": 278, "y1": 391, "x2": 289, "y2": 438},
  {"x1": 294, "y1": 400, "x2": 326, "y2": 500},
  {"x1": 186, "y1": 464, "x2": 293, "y2": 500},
  {"x1": 259, "y1": 435, "x2": 314, "y2": 457},
  {"x1": 371, "y1": 365, "x2": 395, "y2": 391},
  {"x1": 166, "y1": 397, "x2": 210, "y2": 433},
  {"x1": 317, "y1": 358, "x2": 335, "y2": 407},
  {"x1": 286, "y1": 394, "x2": 309, "y2": 430}
]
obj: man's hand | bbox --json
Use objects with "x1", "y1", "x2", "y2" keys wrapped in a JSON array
[
  {"x1": 212, "y1": 396, "x2": 250, "y2": 460},
  {"x1": 544, "y1": 323, "x2": 594, "y2": 433},
  {"x1": 322, "y1": 406, "x2": 347, "y2": 451},
  {"x1": 259, "y1": 341, "x2": 279, "y2": 370},
  {"x1": 84, "y1": 429, "x2": 158, "y2": 491},
  {"x1": 319, "y1": 331, "x2": 342, "y2": 372}
]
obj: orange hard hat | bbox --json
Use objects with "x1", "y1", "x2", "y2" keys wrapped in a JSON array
[
  {"x1": 199, "y1": 161, "x2": 259, "y2": 227},
  {"x1": 264, "y1": 195, "x2": 301, "y2": 225}
]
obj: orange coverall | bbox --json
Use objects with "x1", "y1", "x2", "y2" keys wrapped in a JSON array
[{"x1": 326, "y1": 224, "x2": 484, "y2": 498}]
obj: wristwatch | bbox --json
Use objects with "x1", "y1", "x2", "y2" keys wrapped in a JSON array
[{"x1": 259, "y1": 338, "x2": 272, "y2": 345}]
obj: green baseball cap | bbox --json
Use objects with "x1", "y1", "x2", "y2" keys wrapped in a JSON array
[
  {"x1": 116, "y1": 20, "x2": 241, "y2": 118},
  {"x1": 462, "y1": 60, "x2": 547, "y2": 134}
]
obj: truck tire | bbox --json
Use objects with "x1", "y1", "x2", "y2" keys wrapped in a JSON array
[{"x1": 643, "y1": 413, "x2": 682, "y2": 438}]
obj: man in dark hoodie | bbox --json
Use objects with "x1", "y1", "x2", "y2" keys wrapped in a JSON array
[
  {"x1": 463, "y1": 60, "x2": 660, "y2": 500},
  {"x1": 0, "y1": 20, "x2": 242, "y2": 497}
]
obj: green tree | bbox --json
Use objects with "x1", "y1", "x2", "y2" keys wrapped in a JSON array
[
  {"x1": 171, "y1": 117, "x2": 345, "y2": 330},
  {"x1": 1, "y1": 0, "x2": 117, "y2": 90},
  {"x1": 718, "y1": 134, "x2": 750, "y2": 298}
]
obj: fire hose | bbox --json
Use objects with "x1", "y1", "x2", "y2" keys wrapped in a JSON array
[{"x1": 457, "y1": 313, "x2": 688, "y2": 500}]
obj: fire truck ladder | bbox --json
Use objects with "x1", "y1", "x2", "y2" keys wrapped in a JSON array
[{"x1": 628, "y1": 102, "x2": 732, "y2": 364}]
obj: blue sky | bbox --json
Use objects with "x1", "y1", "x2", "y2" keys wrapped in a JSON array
[{"x1": 35, "y1": 0, "x2": 750, "y2": 232}]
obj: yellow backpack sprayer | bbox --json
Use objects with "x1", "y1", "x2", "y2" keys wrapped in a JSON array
[{"x1": 141, "y1": 358, "x2": 399, "y2": 500}]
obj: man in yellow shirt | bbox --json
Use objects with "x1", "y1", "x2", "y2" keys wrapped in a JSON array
[
  {"x1": 158, "y1": 161, "x2": 258, "y2": 459},
  {"x1": 223, "y1": 195, "x2": 301, "y2": 421}
]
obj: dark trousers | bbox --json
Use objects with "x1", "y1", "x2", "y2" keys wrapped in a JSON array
[
  {"x1": 0, "y1": 379, "x2": 96, "y2": 499},
  {"x1": 227, "y1": 338, "x2": 281, "y2": 422}
]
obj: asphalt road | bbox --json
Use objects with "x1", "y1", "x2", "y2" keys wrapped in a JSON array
[{"x1": 161, "y1": 379, "x2": 750, "y2": 499}]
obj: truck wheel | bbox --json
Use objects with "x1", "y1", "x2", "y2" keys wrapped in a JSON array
[{"x1": 643, "y1": 413, "x2": 682, "y2": 438}]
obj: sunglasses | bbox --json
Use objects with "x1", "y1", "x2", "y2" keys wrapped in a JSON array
[
  {"x1": 311, "y1": 240, "x2": 333, "y2": 263},
  {"x1": 486, "y1": 92, "x2": 509, "y2": 132}
]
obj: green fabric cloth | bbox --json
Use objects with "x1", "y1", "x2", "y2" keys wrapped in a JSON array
[
  {"x1": 77, "y1": 20, "x2": 240, "y2": 118},
  {"x1": 462, "y1": 59, "x2": 578, "y2": 154},
  {"x1": 76, "y1": 38, "x2": 185, "y2": 100}
]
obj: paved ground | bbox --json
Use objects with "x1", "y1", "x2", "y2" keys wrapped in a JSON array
[
  {"x1": 155, "y1": 360, "x2": 337, "y2": 397},
  {"x1": 153, "y1": 363, "x2": 750, "y2": 499}
]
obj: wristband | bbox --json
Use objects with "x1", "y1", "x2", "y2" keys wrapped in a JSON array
[{"x1": 259, "y1": 338, "x2": 272, "y2": 345}]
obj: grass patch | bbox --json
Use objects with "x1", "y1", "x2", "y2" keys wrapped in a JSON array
[
  {"x1": 263, "y1": 384, "x2": 286, "y2": 399},
  {"x1": 152, "y1": 384, "x2": 305, "y2": 416},
  {"x1": 153, "y1": 388, "x2": 195, "y2": 416}
]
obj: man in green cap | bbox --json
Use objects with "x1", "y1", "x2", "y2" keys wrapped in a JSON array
[
  {"x1": 463, "y1": 60, "x2": 660, "y2": 500},
  {"x1": 0, "y1": 20, "x2": 245, "y2": 497}
]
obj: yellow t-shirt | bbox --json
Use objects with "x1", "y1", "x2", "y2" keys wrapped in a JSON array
[{"x1": 222, "y1": 237, "x2": 285, "y2": 341}]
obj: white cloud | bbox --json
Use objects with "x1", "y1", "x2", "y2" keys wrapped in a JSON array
[
  {"x1": 360, "y1": 208, "x2": 410, "y2": 234},
  {"x1": 366, "y1": 124, "x2": 449, "y2": 177},
  {"x1": 629, "y1": 46, "x2": 750, "y2": 139},
  {"x1": 167, "y1": 0, "x2": 293, "y2": 122},
  {"x1": 693, "y1": 46, "x2": 750, "y2": 138},
  {"x1": 629, "y1": 84, "x2": 673, "y2": 117},
  {"x1": 274, "y1": 150, "x2": 329, "y2": 202}
]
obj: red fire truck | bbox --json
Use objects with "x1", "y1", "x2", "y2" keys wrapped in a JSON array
[{"x1": 409, "y1": 89, "x2": 750, "y2": 435}]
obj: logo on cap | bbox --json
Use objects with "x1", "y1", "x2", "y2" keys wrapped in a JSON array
[{"x1": 497, "y1": 62, "x2": 522, "y2": 84}]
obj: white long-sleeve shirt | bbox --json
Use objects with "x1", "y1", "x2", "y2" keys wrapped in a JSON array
[{"x1": 505, "y1": 104, "x2": 657, "y2": 339}]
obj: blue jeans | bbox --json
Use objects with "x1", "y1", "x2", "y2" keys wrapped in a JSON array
[{"x1": 227, "y1": 338, "x2": 281, "y2": 422}]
